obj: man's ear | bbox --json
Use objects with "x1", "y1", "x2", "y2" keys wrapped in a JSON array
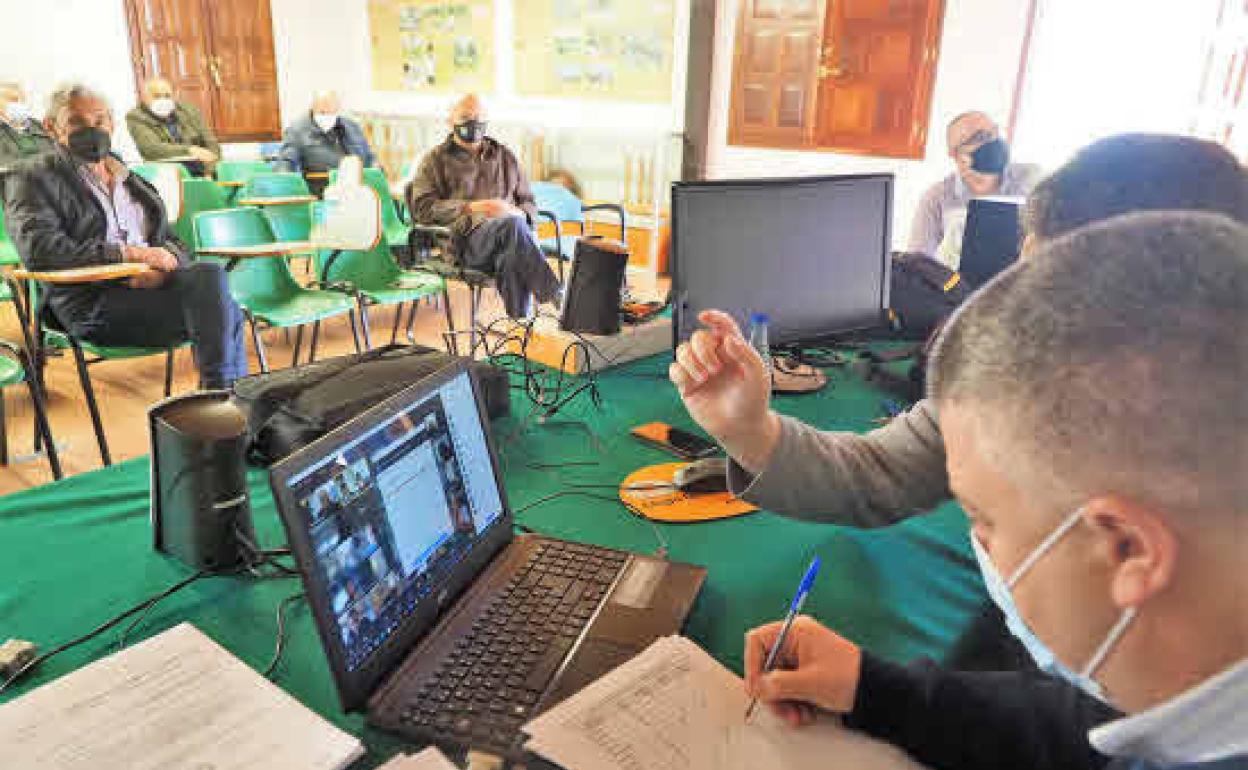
[{"x1": 1082, "y1": 496, "x2": 1179, "y2": 610}]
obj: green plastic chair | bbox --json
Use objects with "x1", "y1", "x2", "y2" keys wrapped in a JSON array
[
  {"x1": 217, "y1": 159, "x2": 272, "y2": 184},
  {"x1": 194, "y1": 207, "x2": 363, "y2": 372},
  {"x1": 241, "y1": 172, "x2": 312, "y2": 200},
  {"x1": 0, "y1": 208, "x2": 21, "y2": 267},
  {"x1": 312, "y1": 202, "x2": 445, "y2": 347},
  {"x1": 330, "y1": 167, "x2": 409, "y2": 251},
  {"x1": 216, "y1": 159, "x2": 272, "y2": 205},
  {"x1": 131, "y1": 162, "x2": 191, "y2": 182},
  {"x1": 261, "y1": 202, "x2": 313, "y2": 242},
  {"x1": 173, "y1": 178, "x2": 229, "y2": 247},
  {"x1": 8, "y1": 275, "x2": 181, "y2": 467},
  {"x1": 0, "y1": 332, "x2": 61, "y2": 479}
]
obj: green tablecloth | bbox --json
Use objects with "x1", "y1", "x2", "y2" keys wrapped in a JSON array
[{"x1": 0, "y1": 354, "x2": 985, "y2": 767}]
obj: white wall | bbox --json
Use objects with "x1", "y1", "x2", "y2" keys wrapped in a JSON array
[
  {"x1": 273, "y1": 0, "x2": 690, "y2": 132},
  {"x1": 0, "y1": 0, "x2": 144, "y2": 158},
  {"x1": 705, "y1": 0, "x2": 1033, "y2": 249},
  {"x1": 0, "y1": 0, "x2": 689, "y2": 158}
]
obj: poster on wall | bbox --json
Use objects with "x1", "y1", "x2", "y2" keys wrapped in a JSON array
[
  {"x1": 514, "y1": 0, "x2": 676, "y2": 102},
  {"x1": 369, "y1": 0, "x2": 495, "y2": 93}
]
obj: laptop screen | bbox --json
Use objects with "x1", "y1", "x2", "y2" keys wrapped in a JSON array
[{"x1": 277, "y1": 367, "x2": 506, "y2": 676}]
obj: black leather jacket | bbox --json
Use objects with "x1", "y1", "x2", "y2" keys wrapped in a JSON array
[{"x1": 1, "y1": 147, "x2": 189, "y2": 321}]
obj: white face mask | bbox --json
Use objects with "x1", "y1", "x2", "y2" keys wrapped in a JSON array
[
  {"x1": 149, "y1": 98, "x2": 176, "y2": 118},
  {"x1": 313, "y1": 113, "x2": 339, "y2": 132},
  {"x1": 4, "y1": 101, "x2": 31, "y2": 123},
  {"x1": 972, "y1": 508, "x2": 1139, "y2": 701}
]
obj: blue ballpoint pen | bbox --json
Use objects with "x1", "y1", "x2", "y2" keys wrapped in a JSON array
[{"x1": 745, "y1": 555, "x2": 822, "y2": 721}]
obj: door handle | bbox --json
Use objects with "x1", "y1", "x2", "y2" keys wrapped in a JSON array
[
  {"x1": 819, "y1": 44, "x2": 845, "y2": 80},
  {"x1": 208, "y1": 56, "x2": 223, "y2": 87}
]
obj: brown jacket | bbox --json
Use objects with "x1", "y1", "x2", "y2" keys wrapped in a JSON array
[{"x1": 405, "y1": 136, "x2": 538, "y2": 236}]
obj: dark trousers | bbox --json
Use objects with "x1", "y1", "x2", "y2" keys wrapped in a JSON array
[
  {"x1": 62, "y1": 262, "x2": 248, "y2": 388},
  {"x1": 461, "y1": 215, "x2": 560, "y2": 318}
]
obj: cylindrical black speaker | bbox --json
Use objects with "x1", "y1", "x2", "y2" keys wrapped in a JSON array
[
  {"x1": 560, "y1": 236, "x2": 630, "y2": 335},
  {"x1": 149, "y1": 391, "x2": 255, "y2": 572}
]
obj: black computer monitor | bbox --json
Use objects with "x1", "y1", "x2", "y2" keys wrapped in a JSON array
[
  {"x1": 671, "y1": 173, "x2": 893, "y2": 348},
  {"x1": 959, "y1": 197, "x2": 1024, "y2": 288}
]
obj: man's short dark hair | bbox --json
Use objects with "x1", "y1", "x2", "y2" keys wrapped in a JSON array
[
  {"x1": 930, "y1": 211, "x2": 1248, "y2": 516},
  {"x1": 1024, "y1": 133, "x2": 1248, "y2": 240}
]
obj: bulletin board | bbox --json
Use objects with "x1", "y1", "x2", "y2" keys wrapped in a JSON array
[
  {"x1": 514, "y1": 0, "x2": 677, "y2": 103},
  {"x1": 369, "y1": 0, "x2": 495, "y2": 93}
]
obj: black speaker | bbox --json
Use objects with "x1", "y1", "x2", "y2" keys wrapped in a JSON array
[
  {"x1": 560, "y1": 236, "x2": 630, "y2": 336},
  {"x1": 149, "y1": 391, "x2": 255, "y2": 572}
]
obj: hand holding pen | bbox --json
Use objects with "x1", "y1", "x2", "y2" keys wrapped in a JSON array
[{"x1": 743, "y1": 558, "x2": 865, "y2": 727}]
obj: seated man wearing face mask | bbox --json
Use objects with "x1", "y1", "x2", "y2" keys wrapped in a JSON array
[
  {"x1": 908, "y1": 111, "x2": 1044, "y2": 267},
  {"x1": 125, "y1": 78, "x2": 220, "y2": 177},
  {"x1": 275, "y1": 91, "x2": 376, "y2": 196},
  {"x1": 405, "y1": 93, "x2": 559, "y2": 318},
  {"x1": 742, "y1": 211, "x2": 1248, "y2": 770},
  {"x1": 2, "y1": 83, "x2": 247, "y2": 389},
  {"x1": 672, "y1": 134, "x2": 1248, "y2": 680},
  {"x1": 0, "y1": 81, "x2": 55, "y2": 166}
]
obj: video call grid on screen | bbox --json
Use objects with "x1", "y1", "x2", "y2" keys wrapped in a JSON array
[
  {"x1": 672, "y1": 174, "x2": 893, "y2": 347},
  {"x1": 285, "y1": 372, "x2": 504, "y2": 671}
]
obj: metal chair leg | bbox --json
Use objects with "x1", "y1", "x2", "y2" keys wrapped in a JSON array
[
  {"x1": 404, "y1": 301, "x2": 419, "y2": 344},
  {"x1": 0, "y1": 387, "x2": 8, "y2": 466},
  {"x1": 358, "y1": 297, "x2": 374, "y2": 351},
  {"x1": 441, "y1": 285, "x2": 458, "y2": 356},
  {"x1": 309, "y1": 320, "x2": 321, "y2": 363},
  {"x1": 468, "y1": 285, "x2": 482, "y2": 358},
  {"x1": 348, "y1": 310, "x2": 363, "y2": 354},
  {"x1": 248, "y1": 315, "x2": 270, "y2": 374},
  {"x1": 24, "y1": 361, "x2": 62, "y2": 480},
  {"x1": 390, "y1": 302, "x2": 404, "y2": 345},
  {"x1": 291, "y1": 324, "x2": 305, "y2": 368},
  {"x1": 70, "y1": 342, "x2": 110, "y2": 466},
  {"x1": 164, "y1": 349, "x2": 175, "y2": 397}
]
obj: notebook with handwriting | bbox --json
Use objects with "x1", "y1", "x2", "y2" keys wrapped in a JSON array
[{"x1": 522, "y1": 635, "x2": 929, "y2": 770}]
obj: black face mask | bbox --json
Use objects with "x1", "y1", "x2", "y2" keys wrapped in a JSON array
[
  {"x1": 67, "y1": 126, "x2": 112, "y2": 163},
  {"x1": 454, "y1": 120, "x2": 486, "y2": 144},
  {"x1": 971, "y1": 138, "x2": 1009, "y2": 175}
]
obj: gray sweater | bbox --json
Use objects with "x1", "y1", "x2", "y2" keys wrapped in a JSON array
[{"x1": 727, "y1": 398, "x2": 950, "y2": 527}]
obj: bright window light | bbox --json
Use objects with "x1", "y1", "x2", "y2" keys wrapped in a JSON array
[{"x1": 1012, "y1": 0, "x2": 1221, "y2": 169}]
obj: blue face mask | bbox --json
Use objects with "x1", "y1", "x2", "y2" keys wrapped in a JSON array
[{"x1": 970, "y1": 509, "x2": 1138, "y2": 702}]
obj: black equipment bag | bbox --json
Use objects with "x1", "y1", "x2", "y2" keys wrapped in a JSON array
[
  {"x1": 231, "y1": 344, "x2": 510, "y2": 466},
  {"x1": 887, "y1": 251, "x2": 974, "y2": 340}
]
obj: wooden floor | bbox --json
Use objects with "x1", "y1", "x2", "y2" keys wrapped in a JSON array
[
  {"x1": 0, "y1": 266, "x2": 667, "y2": 495},
  {"x1": 0, "y1": 280, "x2": 508, "y2": 495}
]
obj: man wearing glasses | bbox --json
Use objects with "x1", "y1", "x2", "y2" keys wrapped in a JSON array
[{"x1": 907, "y1": 111, "x2": 1043, "y2": 266}]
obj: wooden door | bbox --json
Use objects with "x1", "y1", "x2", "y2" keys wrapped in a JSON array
[
  {"x1": 202, "y1": 0, "x2": 282, "y2": 142},
  {"x1": 815, "y1": 0, "x2": 945, "y2": 158},
  {"x1": 124, "y1": 0, "x2": 282, "y2": 142},
  {"x1": 728, "y1": 0, "x2": 828, "y2": 147},
  {"x1": 728, "y1": 0, "x2": 945, "y2": 158},
  {"x1": 125, "y1": 0, "x2": 218, "y2": 128}
]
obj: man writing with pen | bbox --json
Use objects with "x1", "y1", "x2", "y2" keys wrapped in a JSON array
[{"x1": 679, "y1": 212, "x2": 1247, "y2": 769}]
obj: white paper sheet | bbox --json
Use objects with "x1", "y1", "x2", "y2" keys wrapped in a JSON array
[
  {"x1": 0, "y1": 622, "x2": 365, "y2": 770},
  {"x1": 523, "y1": 635, "x2": 930, "y2": 770}
]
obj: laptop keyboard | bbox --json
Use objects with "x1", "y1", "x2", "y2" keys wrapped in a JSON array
[{"x1": 398, "y1": 540, "x2": 630, "y2": 752}]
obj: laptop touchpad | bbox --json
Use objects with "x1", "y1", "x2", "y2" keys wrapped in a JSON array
[{"x1": 610, "y1": 558, "x2": 667, "y2": 609}]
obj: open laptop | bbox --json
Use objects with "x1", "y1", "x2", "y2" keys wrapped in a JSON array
[
  {"x1": 960, "y1": 196, "x2": 1024, "y2": 288},
  {"x1": 269, "y1": 361, "x2": 706, "y2": 760}
]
